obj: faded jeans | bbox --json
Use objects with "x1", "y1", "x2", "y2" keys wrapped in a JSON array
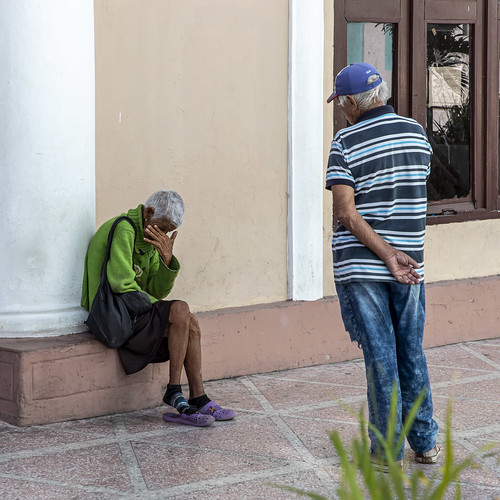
[{"x1": 336, "y1": 281, "x2": 438, "y2": 461}]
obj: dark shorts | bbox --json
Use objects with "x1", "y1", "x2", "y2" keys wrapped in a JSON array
[{"x1": 117, "y1": 299, "x2": 177, "y2": 375}]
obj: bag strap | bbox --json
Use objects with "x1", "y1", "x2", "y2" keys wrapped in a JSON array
[{"x1": 99, "y1": 216, "x2": 137, "y2": 282}]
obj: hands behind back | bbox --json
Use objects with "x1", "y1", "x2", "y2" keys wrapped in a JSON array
[{"x1": 384, "y1": 250, "x2": 420, "y2": 285}]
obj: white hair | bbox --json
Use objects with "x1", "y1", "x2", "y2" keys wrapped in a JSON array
[
  {"x1": 144, "y1": 190, "x2": 185, "y2": 227},
  {"x1": 338, "y1": 78, "x2": 391, "y2": 112}
]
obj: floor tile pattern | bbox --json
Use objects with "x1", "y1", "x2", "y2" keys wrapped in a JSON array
[{"x1": 0, "y1": 339, "x2": 499, "y2": 499}]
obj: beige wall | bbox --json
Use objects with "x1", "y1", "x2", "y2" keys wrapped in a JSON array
[
  {"x1": 95, "y1": 0, "x2": 500, "y2": 315},
  {"x1": 426, "y1": 220, "x2": 500, "y2": 282},
  {"x1": 95, "y1": 0, "x2": 289, "y2": 311}
]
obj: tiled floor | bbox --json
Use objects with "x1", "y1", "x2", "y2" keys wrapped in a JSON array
[{"x1": 1, "y1": 339, "x2": 499, "y2": 499}]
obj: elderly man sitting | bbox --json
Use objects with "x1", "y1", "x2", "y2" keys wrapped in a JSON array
[{"x1": 82, "y1": 189, "x2": 235, "y2": 426}]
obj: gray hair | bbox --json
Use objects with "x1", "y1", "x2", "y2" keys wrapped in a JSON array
[
  {"x1": 338, "y1": 77, "x2": 391, "y2": 112},
  {"x1": 144, "y1": 190, "x2": 185, "y2": 227}
]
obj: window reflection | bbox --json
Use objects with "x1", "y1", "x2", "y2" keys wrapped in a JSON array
[
  {"x1": 426, "y1": 24, "x2": 471, "y2": 202},
  {"x1": 347, "y1": 22, "x2": 395, "y2": 105}
]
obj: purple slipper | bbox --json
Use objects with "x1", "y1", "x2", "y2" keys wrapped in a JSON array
[
  {"x1": 162, "y1": 412, "x2": 215, "y2": 427},
  {"x1": 197, "y1": 401, "x2": 236, "y2": 421}
]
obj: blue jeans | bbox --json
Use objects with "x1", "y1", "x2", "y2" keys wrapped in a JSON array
[{"x1": 336, "y1": 281, "x2": 438, "y2": 461}]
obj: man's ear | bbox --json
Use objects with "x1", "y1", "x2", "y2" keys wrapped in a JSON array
[
  {"x1": 144, "y1": 206, "x2": 155, "y2": 221},
  {"x1": 347, "y1": 95, "x2": 358, "y2": 108}
]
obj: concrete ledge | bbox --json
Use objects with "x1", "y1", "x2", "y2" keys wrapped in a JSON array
[
  {"x1": 1, "y1": 276, "x2": 499, "y2": 426},
  {"x1": 0, "y1": 334, "x2": 162, "y2": 426}
]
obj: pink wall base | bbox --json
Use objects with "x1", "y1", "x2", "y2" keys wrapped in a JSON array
[
  {"x1": 184, "y1": 276, "x2": 500, "y2": 383},
  {"x1": 0, "y1": 335, "x2": 163, "y2": 426},
  {"x1": 1, "y1": 277, "x2": 499, "y2": 426}
]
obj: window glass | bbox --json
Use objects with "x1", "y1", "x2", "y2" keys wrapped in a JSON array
[
  {"x1": 347, "y1": 22, "x2": 395, "y2": 105},
  {"x1": 426, "y1": 24, "x2": 471, "y2": 202}
]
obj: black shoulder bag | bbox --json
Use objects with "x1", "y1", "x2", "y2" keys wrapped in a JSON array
[{"x1": 85, "y1": 216, "x2": 152, "y2": 349}]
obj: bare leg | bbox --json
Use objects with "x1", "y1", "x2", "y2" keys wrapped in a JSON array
[
  {"x1": 184, "y1": 313, "x2": 205, "y2": 399},
  {"x1": 166, "y1": 301, "x2": 190, "y2": 386},
  {"x1": 174, "y1": 311, "x2": 236, "y2": 421}
]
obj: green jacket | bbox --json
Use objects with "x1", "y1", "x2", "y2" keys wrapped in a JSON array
[{"x1": 81, "y1": 204, "x2": 180, "y2": 311}]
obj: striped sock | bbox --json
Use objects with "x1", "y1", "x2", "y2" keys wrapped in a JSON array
[{"x1": 163, "y1": 385, "x2": 197, "y2": 414}]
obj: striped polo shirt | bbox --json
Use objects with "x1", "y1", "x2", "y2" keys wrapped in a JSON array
[{"x1": 325, "y1": 105, "x2": 432, "y2": 284}]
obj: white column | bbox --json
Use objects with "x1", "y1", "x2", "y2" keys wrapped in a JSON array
[
  {"x1": 0, "y1": 1, "x2": 95, "y2": 337},
  {"x1": 287, "y1": 0, "x2": 324, "y2": 300}
]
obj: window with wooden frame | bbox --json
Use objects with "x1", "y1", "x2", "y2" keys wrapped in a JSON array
[{"x1": 333, "y1": 0, "x2": 500, "y2": 224}]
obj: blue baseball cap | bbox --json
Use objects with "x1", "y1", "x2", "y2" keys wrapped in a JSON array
[{"x1": 327, "y1": 63, "x2": 382, "y2": 103}]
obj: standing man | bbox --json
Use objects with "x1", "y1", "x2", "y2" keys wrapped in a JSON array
[{"x1": 325, "y1": 63, "x2": 439, "y2": 467}]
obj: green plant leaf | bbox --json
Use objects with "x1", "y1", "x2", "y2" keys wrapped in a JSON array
[
  {"x1": 272, "y1": 484, "x2": 328, "y2": 500},
  {"x1": 272, "y1": 394, "x2": 500, "y2": 500},
  {"x1": 330, "y1": 430, "x2": 365, "y2": 499}
]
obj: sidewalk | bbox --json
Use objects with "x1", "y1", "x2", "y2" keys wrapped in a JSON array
[{"x1": 0, "y1": 338, "x2": 499, "y2": 499}]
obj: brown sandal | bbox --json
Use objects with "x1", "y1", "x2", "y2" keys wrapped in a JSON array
[
  {"x1": 370, "y1": 455, "x2": 402, "y2": 473},
  {"x1": 415, "y1": 445, "x2": 441, "y2": 464}
]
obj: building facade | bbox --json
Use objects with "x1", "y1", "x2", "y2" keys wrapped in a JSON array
[{"x1": 1, "y1": 0, "x2": 499, "y2": 425}]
